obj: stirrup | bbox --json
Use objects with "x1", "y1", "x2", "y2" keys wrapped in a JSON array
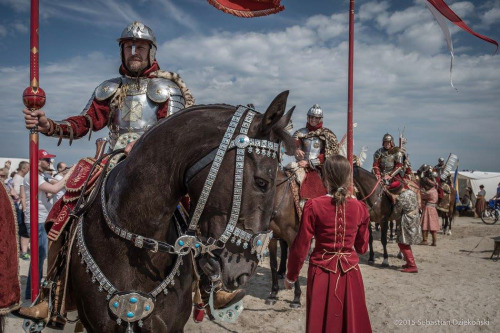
[{"x1": 22, "y1": 319, "x2": 46, "y2": 333}]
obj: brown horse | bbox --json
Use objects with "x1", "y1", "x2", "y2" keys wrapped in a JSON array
[
  {"x1": 352, "y1": 165, "x2": 393, "y2": 266},
  {"x1": 265, "y1": 168, "x2": 301, "y2": 308},
  {"x1": 68, "y1": 92, "x2": 294, "y2": 332}
]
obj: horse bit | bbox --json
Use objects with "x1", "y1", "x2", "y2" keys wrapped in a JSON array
[{"x1": 76, "y1": 106, "x2": 279, "y2": 331}]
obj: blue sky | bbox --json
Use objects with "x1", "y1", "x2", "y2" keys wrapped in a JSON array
[{"x1": 0, "y1": 0, "x2": 499, "y2": 171}]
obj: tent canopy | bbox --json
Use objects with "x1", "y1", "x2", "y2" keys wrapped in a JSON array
[{"x1": 457, "y1": 171, "x2": 500, "y2": 201}]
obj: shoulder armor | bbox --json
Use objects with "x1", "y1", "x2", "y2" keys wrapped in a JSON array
[
  {"x1": 147, "y1": 77, "x2": 175, "y2": 103},
  {"x1": 94, "y1": 78, "x2": 121, "y2": 101},
  {"x1": 373, "y1": 147, "x2": 384, "y2": 160},
  {"x1": 293, "y1": 127, "x2": 308, "y2": 139}
]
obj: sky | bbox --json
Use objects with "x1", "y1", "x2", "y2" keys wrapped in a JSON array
[{"x1": 0, "y1": 0, "x2": 499, "y2": 172}]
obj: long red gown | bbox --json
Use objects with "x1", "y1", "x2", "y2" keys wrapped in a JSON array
[{"x1": 287, "y1": 195, "x2": 372, "y2": 333}]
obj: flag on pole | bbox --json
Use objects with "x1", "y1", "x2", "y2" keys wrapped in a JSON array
[
  {"x1": 426, "y1": 0, "x2": 498, "y2": 50},
  {"x1": 425, "y1": 0, "x2": 498, "y2": 89},
  {"x1": 207, "y1": 0, "x2": 284, "y2": 18}
]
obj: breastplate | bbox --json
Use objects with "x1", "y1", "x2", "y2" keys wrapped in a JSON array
[
  {"x1": 302, "y1": 136, "x2": 323, "y2": 160},
  {"x1": 113, "y1": 77, "x2": 159, "y2": 132},
  {"x1": 380, "y1": 153, "x2": 396, "y2": 174},
  {"x1": 109, "y1": 77, "x2": 159, "y2": 149}
]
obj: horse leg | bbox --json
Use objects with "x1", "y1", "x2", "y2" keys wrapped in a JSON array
[
  {"x1": 290, "y1": 279, "x2": 302, "y2": 308},
  {"x1": 389, "y1": 220, "x2": 394, "y2": 242},
  {"x1": 265, "y1": 239, "x2": 279, "y2": 305},
  {"x1": 442, "y1": 215, "x2": 448, "y2": 235},
  {"x1": 277, "y1": 240, "x2": 288, "y2": 279},
  {"x1": 447, "y1": 214, "x2": 452, "y2": 235},
  {"x1": 381, "y1": 221, "x2": 389, "y2": 267},
  {"x1": 368, "y1": 222, "x2": 375, "y2": 265}
]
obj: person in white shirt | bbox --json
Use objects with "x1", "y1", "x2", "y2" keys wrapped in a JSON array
[
  {"x1": 23, "y1": 149, "x2": 73, "y2": 300},
  {"x1": 13, "y1": 161, "x2": 30, "y2": 260}
]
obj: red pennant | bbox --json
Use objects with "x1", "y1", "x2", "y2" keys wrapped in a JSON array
[
  {"x1": 207, "y1": 0, "x2": 284, "y2": 18},
  {"x1": 427, "y1": 0, "x2": 498, "y2": 52}
]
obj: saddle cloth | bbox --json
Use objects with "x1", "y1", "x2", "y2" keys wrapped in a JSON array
[{"x1": 46, "y1": 157, "x2": 107, "y2": 241}]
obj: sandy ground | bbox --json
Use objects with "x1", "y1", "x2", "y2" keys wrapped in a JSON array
[{"x1": 5, "y1": 216, "x2": 499, "y2": 332}]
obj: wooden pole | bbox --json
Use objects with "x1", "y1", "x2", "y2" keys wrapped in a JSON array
[
  {"x1": 347, "y1": 0, "x2": 355, "y2": 189},
  {"x1": 22, "y1": 0, "x2": 46, "y2": 301}
]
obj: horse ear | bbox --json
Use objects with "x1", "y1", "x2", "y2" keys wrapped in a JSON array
[
  {"x1": 258, "y1": 91, "x2": 289, "y2": 136},
  {"x1": 272, "y1": 106, "x2": 295, "y2": 132}
]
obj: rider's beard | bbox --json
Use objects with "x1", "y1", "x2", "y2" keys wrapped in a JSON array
[{"x1": 126, "y1": 56, "x2": 148, "y2": 74}]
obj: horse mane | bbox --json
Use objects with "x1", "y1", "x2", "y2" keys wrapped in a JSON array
[{"x1": 142, "y1": 103, "x2": 295, "y2": 155}]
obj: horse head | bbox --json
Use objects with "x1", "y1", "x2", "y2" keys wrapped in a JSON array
[{"x1": 185, "y1": 92, "x2": 295, "y2": 290}]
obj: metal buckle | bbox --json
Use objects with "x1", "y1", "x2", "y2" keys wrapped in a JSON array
[{"x1": 151, "y1": 240, "x2": 159, "y2": 253}]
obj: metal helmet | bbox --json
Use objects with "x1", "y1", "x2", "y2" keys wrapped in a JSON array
[
  {"x1": 118, "y1": 21, "x2": 157, "y2": 67},
  {"x1": 382, "y1": 133, "x2": 394, "y2": 146},
  {"x1": 438, "y1": 157, "x2": 445, "y2": 164},
  {"x1": 307, "y1": 104, "x2": 323, "y2": 118}
]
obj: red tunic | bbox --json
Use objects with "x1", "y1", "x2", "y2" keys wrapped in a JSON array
[
  {"x1": 287, "y1": 196, "x2": 372, "y2": 333},
  {"x1": 44, "y1": 62, "x2": 170, "y2": 140}
]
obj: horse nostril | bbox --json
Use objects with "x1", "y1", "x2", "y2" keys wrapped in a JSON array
[{"x1": 237, "y1": 274, "x2": 249, "y2": 287}]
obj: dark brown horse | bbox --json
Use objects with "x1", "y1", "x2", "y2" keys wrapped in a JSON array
[
  {"x1": 352, "y1": 165, "x2": 393, "y2": 266},
  {"x1": 266, "y1": 168, "x2": 301, "y2": 308},
  {"x1": 69, "y1": 92, "x2": 294, "y2": 332}
]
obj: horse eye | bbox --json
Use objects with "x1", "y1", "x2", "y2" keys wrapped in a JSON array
[{"x1": 254, "y1": 177, "x2": 268, "y2": 191}]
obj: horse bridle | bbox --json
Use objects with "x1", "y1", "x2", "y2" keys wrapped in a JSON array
[
  {"x1": 75, "y1": 106, "x2": 282, "y2": 330},
  {"x1": 100, "y1": 105, "x2": 279, "y2": 260}
]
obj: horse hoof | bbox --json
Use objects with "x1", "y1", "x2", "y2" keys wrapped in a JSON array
[
  {"x1": 290, "y1": 302, "x2": 301, "y2": 309},
  {"x1": 265, "y1": 298, "x2": 277, "y2": 305},
  {"x1": 381, "y1": 259, "x2": 389, "y2": 267},
  {"x1": 368, "y1": 260, "x2": 375, "y2": 265}
]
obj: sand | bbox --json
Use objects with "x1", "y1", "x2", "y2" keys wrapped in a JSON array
[{"x1": 5, "y1": 216, "x2": 499, "y2": 332}]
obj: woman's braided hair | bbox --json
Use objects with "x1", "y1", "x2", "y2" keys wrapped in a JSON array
[{"x1": 322, "y1": 155, "x2": 351, "y2": 205}]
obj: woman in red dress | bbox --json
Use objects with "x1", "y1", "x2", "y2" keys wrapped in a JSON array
[{"x1": 285, "y1": 155, "x2": 372, "y2": 333}]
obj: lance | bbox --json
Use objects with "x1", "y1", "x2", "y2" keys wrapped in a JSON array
[
  {"x1": 22, "y1": 0, "x2": 46, "y2": 301},
  {"x1": 347, "y1": 0, "x2": 355, "y2": 188}
]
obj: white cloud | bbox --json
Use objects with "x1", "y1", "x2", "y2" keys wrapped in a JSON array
[
  {"x1": 0, "y1": 25, "x2": 7, "y2": 38},
  {"x1": 0, "y1": 5, "x2": 498, "y2": 171},
  {"x1": 481, "y1": 7, "x2": 500, "y2": 26},
  {"x1": 12, "y1": 22, "x2": 28, "y2": 34},
  {"x1": 0, "y1": 0, "x2": 29, "y2": 12}
]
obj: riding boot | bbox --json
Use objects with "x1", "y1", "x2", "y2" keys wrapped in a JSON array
[
  {"x1": 419, "y1": 231, "x2": 428, "y2": 245},
  {"x1": 398, "y1": 244, "x2": 418, "y2": 273},
  {"x1": 213, "y1": 289, "x2": 246, "y2": 309},
  {"x1": 16, "y1": 300, "x2": 49, "y2": 321},
  {"x1": 431, "y1": 231, "x2": 437, "y2": 246}
]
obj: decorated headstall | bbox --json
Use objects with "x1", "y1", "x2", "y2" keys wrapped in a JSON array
[{"x1": 100, "y1": 106, "x2": 278, "y2": 260}]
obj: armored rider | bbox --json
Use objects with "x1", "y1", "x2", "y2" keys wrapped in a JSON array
[
  {"x1": 434, "y1": 157, "x2": 446, "y2": 179},
  {"x1": 372, "y1": 133, "x2": 412, "y2": 185},
  {"x1": 293, "y1": 104, "x2": 339, "y2": 204},
  {"x1": 19, "y1": 22, "x2": 249, "y2": 329},
  {"x1": 23, "y1": 21, "x2": 194, "y2": 159}
]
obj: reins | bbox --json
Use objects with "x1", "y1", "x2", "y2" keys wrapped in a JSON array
[{"x1": 359, "y1": 177, "x2": 383, "y2": 201}]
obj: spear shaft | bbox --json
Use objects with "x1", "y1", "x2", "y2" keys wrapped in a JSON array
[
  {"x1": 347, "y1": 0, "x2": 355, "y2": 189},
  {"x1": 23, "y1": 0, "x2": 46, "y2": 301}
]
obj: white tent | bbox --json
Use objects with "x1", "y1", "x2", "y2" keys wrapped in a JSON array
[{"x1": 457, "y1": 171, "x2": 500, "y2": 202}]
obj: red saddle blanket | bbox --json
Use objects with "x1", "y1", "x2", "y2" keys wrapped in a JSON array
[
  {"x1": 47, "y1": 157, "x2": 106, "y2": 241},
  {"x1": 0, "y1": 184, "x2": 21, "y2": 314}
]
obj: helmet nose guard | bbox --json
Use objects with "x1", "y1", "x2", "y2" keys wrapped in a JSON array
[{"x1": 118, "y1": 21, "x2": 157, "y2": 67}]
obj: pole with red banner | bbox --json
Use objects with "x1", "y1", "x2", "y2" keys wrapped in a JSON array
[
  {"x1": 347, "y1": 0, "x2": 355, "y2": 189},
  {"x1": 22, "y1": 0, "x2": 46, "y2": 301}
]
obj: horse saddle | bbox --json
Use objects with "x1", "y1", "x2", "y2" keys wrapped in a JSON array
[{"x1": 46, "y1": 157, "x2": 108, "y2": 241}]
